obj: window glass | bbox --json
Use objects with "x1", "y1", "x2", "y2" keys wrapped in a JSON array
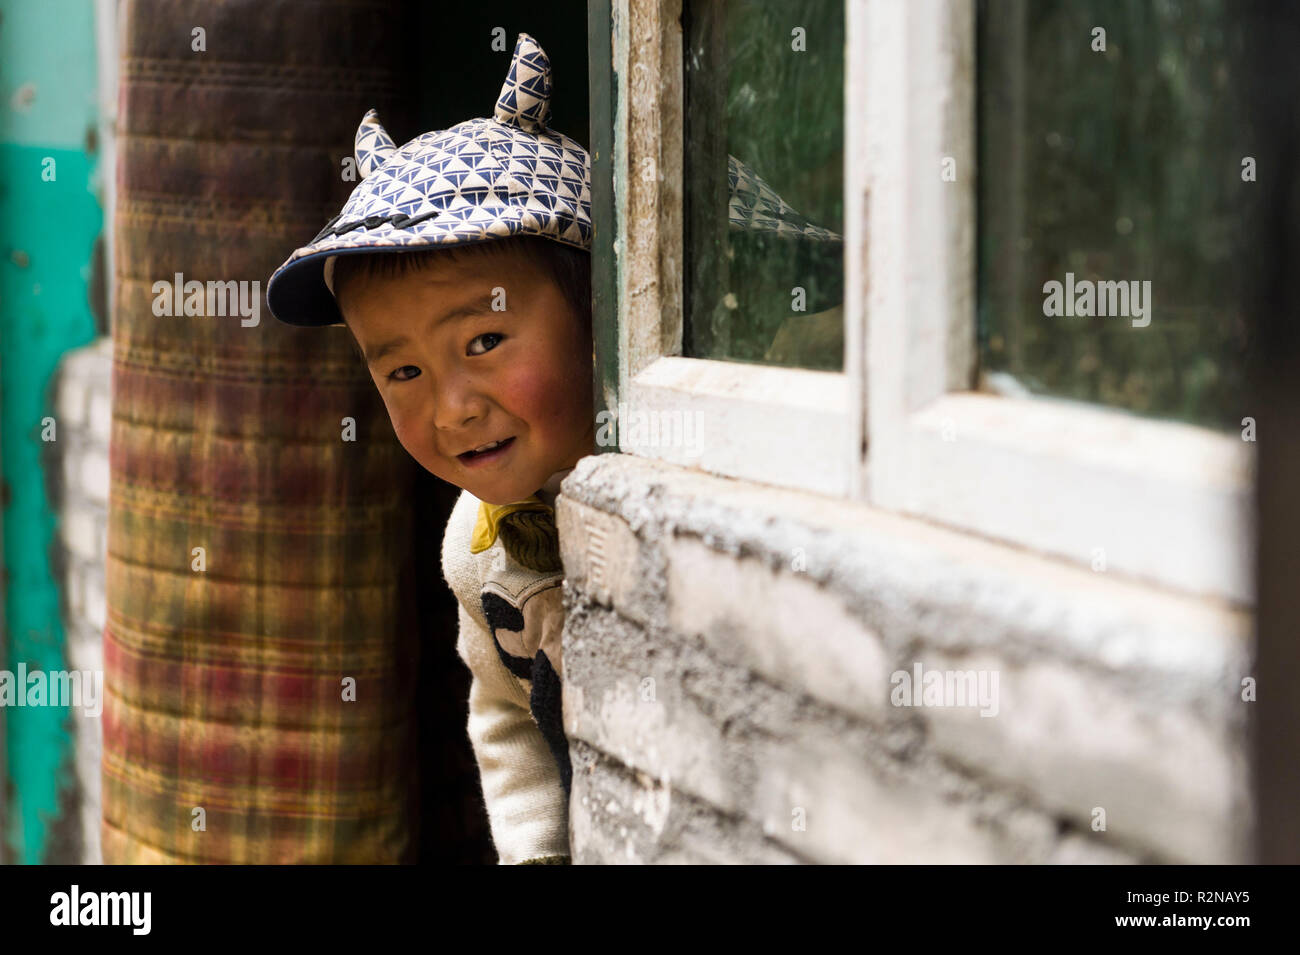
[
  {"x1": 683, "y1": 0, "x2": 845, "y2": 371},
  {"x1": 977, "y1": 0, "x2": 1255, "y2": 431}
]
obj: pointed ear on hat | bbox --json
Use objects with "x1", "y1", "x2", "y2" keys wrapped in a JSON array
[
  {"x1": 354, "y1": 108, "x2": 397, "y2": 180},
  {"x1": 494, "y1": 33, "x2": 552, "y2": 132}
]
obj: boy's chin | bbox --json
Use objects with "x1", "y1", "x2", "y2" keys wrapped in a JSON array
[
  {"x1": 474, "y1": 492, "x2": 532, "y2": 506},
  {"x1": 459, "y1": 478, "x2": 536, "y2": 506},
  {"x1": 433, "y1": 455, "x2": 546, "y2": 504}
]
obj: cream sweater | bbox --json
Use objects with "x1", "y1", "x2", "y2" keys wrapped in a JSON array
[{"x1": 440, "y1": 478, "x2": 572, "y2": 865}]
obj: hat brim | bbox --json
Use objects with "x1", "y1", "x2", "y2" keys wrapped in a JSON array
[
  {"x1": 266, "y1": 250, "x2": 347, "y2": 327},
  {"x1": 268, "y1": 245, "x2": 446, "y2": 328}
]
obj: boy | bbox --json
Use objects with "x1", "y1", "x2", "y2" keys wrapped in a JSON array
[{"x1": 266, "y1": 33, "x2": 591, "y2": 864}]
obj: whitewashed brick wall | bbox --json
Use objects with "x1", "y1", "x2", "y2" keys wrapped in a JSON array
[{"x1": 557, "y1": 452, "x2": 1254, "y2": 864}]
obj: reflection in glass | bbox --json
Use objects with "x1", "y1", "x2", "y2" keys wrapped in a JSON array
[
  {"x1": 683, "y1": 0, "x2": 845, "y2": 372},
  {"x1": 977, "y1": 0, "x2": 1255, "y2": 431}
]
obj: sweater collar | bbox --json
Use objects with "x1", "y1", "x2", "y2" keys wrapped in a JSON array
[{"x1": 469, "y1": 467, "x2": 573, "y2": 554}]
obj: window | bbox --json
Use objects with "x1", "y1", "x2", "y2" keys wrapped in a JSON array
[
  {"x1": 977, "y1": 0, "x2": 1254, "y2": 432},
  {"x1": 600, "y1": 0, "x2": 856, "y2": 498},
  {"x1": 859, "y1": 0, "x2": 1253, "y2": 603},
  {"x1": 600, "y1": 0, "x2": 1253, "y2": 604},
  {"x1": 682, "y1": 0, "x2": 845, "y2": 371}
]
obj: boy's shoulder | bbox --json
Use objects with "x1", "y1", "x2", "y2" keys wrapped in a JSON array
[
  {"x1": 441, "y1": 488, "x2": 486, "y2": 624},
  {"x1": 441, "y1": 488, "x2": 481, "y2": 561}
]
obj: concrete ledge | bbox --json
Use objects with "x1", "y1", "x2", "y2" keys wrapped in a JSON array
[{"x1": 558, "y1": 453, "x2": 1250, "y2": 719}]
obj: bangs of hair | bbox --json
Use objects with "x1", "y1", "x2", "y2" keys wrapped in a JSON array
[{"x1": 332, "y1": 235, "x2": 591, "y2": 333}]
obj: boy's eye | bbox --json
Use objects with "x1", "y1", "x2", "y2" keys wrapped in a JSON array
[
  {"x1": 468, "y1": 332, "x2": 505, "y2": 356},
  {"x1": 385, "y1": 333, "x2": 503, "y2": 380}
]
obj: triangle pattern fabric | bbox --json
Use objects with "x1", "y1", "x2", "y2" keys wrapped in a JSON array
[{"x1": 268, "y1": 31, "x2": 842, "y2": 328}]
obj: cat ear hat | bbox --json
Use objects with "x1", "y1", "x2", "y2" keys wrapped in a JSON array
[{"x1": 266, "y1": 32, "x2": 840, "y2": 328}]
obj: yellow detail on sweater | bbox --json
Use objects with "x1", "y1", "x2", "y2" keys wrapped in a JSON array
[{"x1": 470, "y1": 497, "x2": 553, "y2": 554}]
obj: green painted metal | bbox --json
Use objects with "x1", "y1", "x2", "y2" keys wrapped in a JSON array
[{"x1": 0, "y1": 0, "x2": 103, "y2": 863}]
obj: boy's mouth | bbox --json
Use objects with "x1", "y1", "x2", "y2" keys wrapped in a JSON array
[{"x1": 457, "y1": 436, "x2": 516, "y2": 467}]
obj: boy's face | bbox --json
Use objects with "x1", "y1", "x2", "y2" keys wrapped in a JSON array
[{"x1": 338, "y1": 246, "x2": 595, "y2": 505}]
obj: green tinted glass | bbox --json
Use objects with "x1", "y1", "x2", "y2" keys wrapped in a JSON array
[
  {"x1": 977, "y1": 0, "x2": 1256, "y2": 432},
  {"x1": 683, "y1": 0, "x2": 845, "y2": 372}
]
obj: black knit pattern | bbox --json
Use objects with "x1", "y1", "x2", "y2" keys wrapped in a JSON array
[
  {"x1": 497, "y1": 509, "x2": 563, "y2": 573},
  {"x1": 529, "y1": 650, "x2": 572, "y2": 797}
]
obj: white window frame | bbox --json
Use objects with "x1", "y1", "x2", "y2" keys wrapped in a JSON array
[
  {"x1": 856, "y1": 0, "x2": 1253, "y2": 605},
  {"x1": 612, "y1": 0, "x2": 859, "y2": 499},
  {"x1": 614, "y1": 0, "x2": 1253, "y2": 605}
]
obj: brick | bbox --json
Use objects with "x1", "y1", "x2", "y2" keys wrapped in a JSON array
[
  {"x1": 570, "y1": 741, "x2": 804, "y2": 864},
  {"x1": 55, "y1": 375, "x2": 88, "y2": 429},
  {"x1": 65, "y1": 561, "x2": 85, "y2": 619},
  {"x1": 80, "y1": 447, "x2": 110, "y2": 503},
  {"x1": 65, "y1": 619, "x2": 105, "y2": 672},
  {"x1": 557, "y1": 497, "x2": 660, "y2": 628},
  {"x1": 664, "y1": 535, "x2": 891, "y2": 725},
  {"x1": 84, "y1": 570, "x2": 107, "y2": 633},
  {"x1": 564, "y1": 606, "x2": 1011, "y2": 863},
  {"x1": 745, "y1": 731, "x2": 1007, "y2": 863},
  {"x1": 61, "y1": 452, "x2": 80, "y2": 499},
  {"x1": 1049, "y1": 833, "x2": 1140, "y2": 865},
  {"x1": 87, "y1": 387, "x2": 112, "y2": 439},
  {"x1": 95, "y1": 513, "x2": 108, "y2": 559},
  {"x1": 912, "y1": 650, "x2": 1250, "y2": 863},
  {"x1": 60, "y1": 510, "x2": 100, "y2": 563}
]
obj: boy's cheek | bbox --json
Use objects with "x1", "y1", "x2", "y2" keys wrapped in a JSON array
[
  {"x1": 386, "y1": 411, "x2": 436, "y2": 471},
  {"x1": 494, "y1": 366, "x2": 556, "y2": 427},
  {"x1": 505, "y1": 357, "x2": 586, "y2": 417}
]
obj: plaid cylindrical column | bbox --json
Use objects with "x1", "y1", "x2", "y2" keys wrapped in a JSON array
[{"x1": 101, "y1": 0, "x2": 467, "y2": 863}]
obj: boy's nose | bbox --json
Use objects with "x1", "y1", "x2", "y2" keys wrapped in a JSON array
[
  {"x1": 432, "y1": 382, "x2": 487, "y2": 434},
  {"x1": 435, "y1": 406, "x2": 480, "y2": 436}
]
